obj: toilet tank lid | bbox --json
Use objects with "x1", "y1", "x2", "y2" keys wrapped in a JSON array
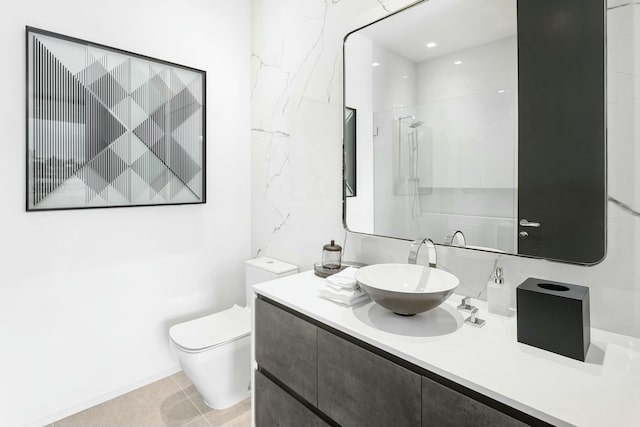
[
  {"x1": 245, "y1": 257, "x2": 298, "y2": 275},
  {"x1": 169, "y1": 305, "x2": 250, "y2": 351}
]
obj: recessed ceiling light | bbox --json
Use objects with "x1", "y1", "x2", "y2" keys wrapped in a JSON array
[
  {"x1": 454, "y1": 60, "x2": 462, "y2": 65},
  {"x1": 498, "y1": 89, "x2": 506, "y2": 93},
  {"x1": 426, "y1": 42, "x2": 437, "y2": 48},
  {"x1": 372, "y1": 62, "x2": 380, "y2": 67},
  {"x1": 401, "y1": 75, "x2": 409, "y2": 79}
]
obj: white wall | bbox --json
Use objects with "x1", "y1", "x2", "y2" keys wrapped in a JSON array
[
  {"x1": 416, "y1": 36, "x2": 517, "y2": 189},
  {"x1": 372, "y1": 44, "x2": 419, "y2": 113},
  {"x1": 0, "y1": 1, "x2": 251, "y2": 426},
  {"x1": 250, "y1": 0, "x2": 640, "y2": 339}
]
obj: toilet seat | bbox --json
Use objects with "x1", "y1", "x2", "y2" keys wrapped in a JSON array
[{"x1": 169, "y1": 304, "x2": 250, "y2": 353}]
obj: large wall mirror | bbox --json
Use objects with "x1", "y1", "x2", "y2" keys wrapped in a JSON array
[{"x1": 343, "y1": 0, "x2": 606, "y2": 264}]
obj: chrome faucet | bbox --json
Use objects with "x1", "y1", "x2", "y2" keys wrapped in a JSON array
[
  {"x1": 444, "y1": 230, "x2": 466, "y2": 247},
  {"x1": 408, "y1": 238, "x2": 437, "y2": 268}
]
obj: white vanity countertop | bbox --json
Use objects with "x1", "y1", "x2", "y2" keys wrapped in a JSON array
[{"x1": 253, "y1": 270, "x2": 640, "y2": 427}]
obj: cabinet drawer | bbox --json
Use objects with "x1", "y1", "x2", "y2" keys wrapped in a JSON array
[
  {"x1": 317, "y1": 329, "x2": 421, "y2": 427},
  {"x1": 255, "y1": 371, "x2": 330, "y2": 427},
  {"x1": 422, "y1": 376, "x2": 528, "y2": 427},
  {"x1": 255, "y1": 298, "x2": 318, "y2": 404}
]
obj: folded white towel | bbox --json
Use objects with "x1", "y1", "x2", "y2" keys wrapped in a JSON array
[
  {"x1": 320, "y1": 282, "x2": 363, "y2": 298},
  {"x1": 319, "y1": 293, "x2": 370, "y2": 307},
  {"x1": 318, "y1": 282, "x2": 369, "y2": 306},
  {"x1": 326, "y1": 266, "x2": 360, "y2": 289},
  {"x1": 323, "y1": 281, "x2": 354, "y2": 293}
]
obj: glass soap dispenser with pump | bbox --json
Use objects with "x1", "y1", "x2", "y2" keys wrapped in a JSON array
[{"x1": 487, "y1": 267, "x2": 511, "y2": 316}]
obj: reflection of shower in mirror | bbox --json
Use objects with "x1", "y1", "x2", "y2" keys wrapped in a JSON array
[{"x1": 398, "y1": 115, "x2": 431, "y2": 222}]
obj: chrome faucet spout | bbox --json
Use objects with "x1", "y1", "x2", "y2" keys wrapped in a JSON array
[
  {"x1": 408, "y1": 238, "x2": 437, "y2": 268},
  {"x1": 444, "y1": 230, "x2": 466, "y2": 247}
]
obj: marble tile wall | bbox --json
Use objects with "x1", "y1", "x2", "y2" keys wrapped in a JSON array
[{"x1": 250, "y1": 0, "x2": 640, "y2": 338}]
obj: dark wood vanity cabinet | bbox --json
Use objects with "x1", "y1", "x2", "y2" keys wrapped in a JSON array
[
  {"x1": 255, "y1": 371, "x2": 330, "y2": 427},
  {"x1": 254, "y1": 297, "x2": 318, "y2": 404},
  {"x1": 421, "y1": 376, "x2": 528, "y2": 427},
  {"x1": 255, "y1": 297, "x2": 545, "y2": 427},
  {"x1": 318, "y1": 329, "x2": 422, "y2": 427}
]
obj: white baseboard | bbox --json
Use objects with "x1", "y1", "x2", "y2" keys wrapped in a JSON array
[{"x1": 24, "y1": 365, "x2": 182, "y2": 427}]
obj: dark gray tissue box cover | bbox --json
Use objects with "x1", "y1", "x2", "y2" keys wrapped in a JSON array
[{"x1": 516, "y1": 278, "x2": 590, "y2": 361}]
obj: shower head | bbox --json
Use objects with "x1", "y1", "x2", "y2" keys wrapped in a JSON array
[{"x1": 399, "y1": 115, "x2": 423, "y2": 128}]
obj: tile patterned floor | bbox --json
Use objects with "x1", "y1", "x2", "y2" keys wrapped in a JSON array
[{"x1": 47, "y1": 371, "x2": 251, "y2": 427}]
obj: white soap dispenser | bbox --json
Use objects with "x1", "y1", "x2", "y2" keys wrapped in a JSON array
[{"x1": 487, "y1": 267, "x2": 510, "y2": 316}]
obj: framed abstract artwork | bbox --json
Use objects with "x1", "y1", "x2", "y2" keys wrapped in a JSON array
[{"x1": 26, "y1": 27, "x2": 206, "y2": 211}]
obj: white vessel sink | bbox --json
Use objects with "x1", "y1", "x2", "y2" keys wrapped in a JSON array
[{"x1": 356, "y1": 263, "x2": 459, "y2": 316}]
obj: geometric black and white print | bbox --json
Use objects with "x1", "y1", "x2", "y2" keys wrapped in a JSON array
[{"x1": 26, "y1": 27, "x2": 205, "y2": 210}]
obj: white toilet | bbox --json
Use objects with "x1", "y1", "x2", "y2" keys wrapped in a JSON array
[{"x1": 169, "y1": 257, "x2": 298, "y2": 409}]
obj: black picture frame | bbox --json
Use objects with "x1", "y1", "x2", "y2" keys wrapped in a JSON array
[{"x1": 26, "y1": 26, "x2": 207, "y2": 211}]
